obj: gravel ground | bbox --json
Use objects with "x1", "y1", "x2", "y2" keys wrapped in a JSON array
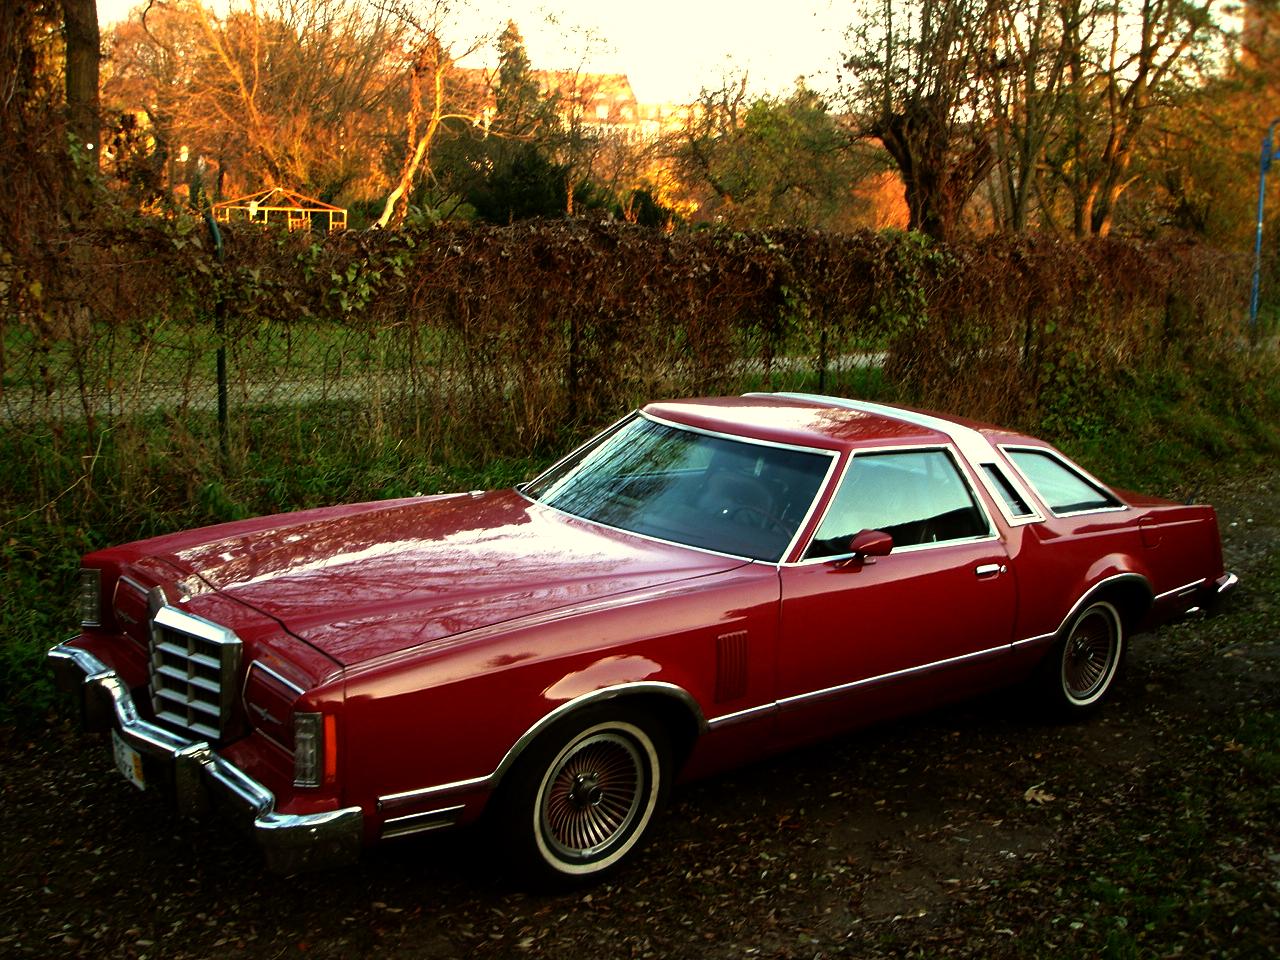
[{"x1": 2, "y1": 472, "x2": 1276, "y2": 959}]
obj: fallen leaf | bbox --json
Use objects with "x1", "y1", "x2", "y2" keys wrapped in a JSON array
[{"x1": 1024, "y1": 784, "x2": 1056, "y2": 804}]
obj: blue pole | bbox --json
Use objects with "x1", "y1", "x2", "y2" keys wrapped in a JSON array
[{"x1": 1251, "y1": 119, "x2": 1280, "y2": 333}]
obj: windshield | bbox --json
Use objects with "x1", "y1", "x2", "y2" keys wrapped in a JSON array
[{"x1": 526, "y1": 414, "x2": 832, "y2": 561}]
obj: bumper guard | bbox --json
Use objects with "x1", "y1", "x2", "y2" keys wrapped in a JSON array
[
  {"x1": 1211, "y1": 571, "x2": 1239, "y2": 614},
  {"x1": 48, "y1": 641, "x2": 363, "y2": 874}
]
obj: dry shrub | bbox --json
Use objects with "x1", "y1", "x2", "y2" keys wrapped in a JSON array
[
  {"x1": 1, "y1": 215, "x2": 1254, "y2": 486},
  {"x1": 885, "y1": 235, "x2": 1250, "y2": 427}
]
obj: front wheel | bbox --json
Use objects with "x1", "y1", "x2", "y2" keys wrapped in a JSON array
[
  {"x1": 497, "y1": 708, "x2": 669, "y2": 884},
  {"x1": 1039, "y1": 600, "x2": 1125, "y2": 717}
]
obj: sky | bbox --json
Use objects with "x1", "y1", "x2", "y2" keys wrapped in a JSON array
[{"x1": 93, "y1": 0, "x2": 852, "y2": 105}]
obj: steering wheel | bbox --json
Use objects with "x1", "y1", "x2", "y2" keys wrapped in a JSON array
[{"x1": 728, "y1": 504, "x2": 793, "y2": 538}]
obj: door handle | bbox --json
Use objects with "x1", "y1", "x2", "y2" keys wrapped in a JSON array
[{"x1": 975, "y1": 563, "x2": 1006, "y2": 578}]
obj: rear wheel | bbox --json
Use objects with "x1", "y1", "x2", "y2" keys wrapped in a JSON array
[
  {"x1": 1040, "y1": 600, "x2": 1125, "y2": 716},
  {"x1": 497, "y1": 708, "x2": 669, "y2": 884}
]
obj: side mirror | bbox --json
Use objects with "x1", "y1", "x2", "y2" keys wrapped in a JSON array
[{"x1": 843, "y1": 529, "x2": 893, "y2": 565}]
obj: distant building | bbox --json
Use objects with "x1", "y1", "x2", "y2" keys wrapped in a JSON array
[
  {"x1": 535, "y1": 71, "x2": 694, "y2": 141},
  {"x1": 454, "y1": 67, "x2": 693, "y2": 142},
  {"x1": 213, "y1": 187, "x2": 347, "y2": 233}
]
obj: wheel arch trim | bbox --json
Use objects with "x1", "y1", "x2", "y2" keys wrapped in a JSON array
[
  {"x1": 376, "y1": 681, "x2": 706, "y2": 813},
  {"x1": 1013, "y1": 571, "x2": 1153, "y2": 650},
  {"x1": 491, "y1": 681, "x2": 706, "y2": 786}
]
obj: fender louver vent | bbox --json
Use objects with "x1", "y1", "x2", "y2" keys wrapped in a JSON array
[{"x1": 715, "y1": 630, "x2": 749, "y2": 702}]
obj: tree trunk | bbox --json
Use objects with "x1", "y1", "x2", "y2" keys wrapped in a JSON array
[
  {"x1": 63, "y1": 0, "x2": 100, "y2": 166},
  {"x1": 376, "y1": 44, "x2": 448, "y2": 230}
]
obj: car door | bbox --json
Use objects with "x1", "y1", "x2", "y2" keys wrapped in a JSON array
[{"x1": 776, "y1": 447, "x2": 1017, "y2": 738}]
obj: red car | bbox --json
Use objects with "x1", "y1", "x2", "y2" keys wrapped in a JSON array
[{"x1": 49, "y1": 395, "x2": 1235, "y2": 880}]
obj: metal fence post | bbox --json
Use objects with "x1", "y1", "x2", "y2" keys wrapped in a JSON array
[
  {"x1": 1250, "y1": 119, "x2": 1280, "y2": 335},
  {"x1": 203, "y1": 211, "x2": 229, "y2": 460}
]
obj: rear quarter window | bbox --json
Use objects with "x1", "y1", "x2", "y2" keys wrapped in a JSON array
[{"x1": 1005, "y1": 449, "x2": 1121, "y2": 515}]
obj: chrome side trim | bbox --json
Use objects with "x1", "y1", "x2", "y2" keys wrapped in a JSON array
[
  {"x1": 1011, "y1": 631, "x2": 1056, "y2": 649},
  {"x1": 378, "y1": 776, "x2": 490, "y2": 807},
  {"x1": 704, "y1": 701, "x2": 776, "y2": 731},
  {"x1": 1154, "y1": 578, "x2": 1207, "y2": 602},
  {"x1": 775, "y1": 642, "x2": 1010, "y2": 710},
  {"x1": 48, "y1": 641, "x2": 362, "y2": 873},
  {"x1": 708, "y1": 641, "x2": 1013, "y2": 729},
  {"x1": 381, "y1": 805, "x2": 464, "y2": 839}
]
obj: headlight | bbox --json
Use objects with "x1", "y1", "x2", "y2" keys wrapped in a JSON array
[
  {"x1": 293, "y1": 712, "x2": 337, "y2": 788},
  {"x1": 78, "y1": 569, "x2": 101, "y2": 627}
]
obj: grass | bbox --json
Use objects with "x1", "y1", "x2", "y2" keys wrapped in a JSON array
[
  {"x1": 1041, "y1": 353, "x2": 1280, "y2": 494},
  {"x1": 987, "y1": 552, "x2": 1280, "y2": 958}
]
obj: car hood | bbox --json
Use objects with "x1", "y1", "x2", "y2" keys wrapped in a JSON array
[{"x1": 145, "y1": 490, "x2": 749, "y2": 665}]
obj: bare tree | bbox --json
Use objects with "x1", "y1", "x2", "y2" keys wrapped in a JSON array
[
  {"x1": 374, "y1": 28, "x2": 451, "y2": 228},
  {"x1": 1049, "y1": 0, "x2": 1220, "y2": 236},
  {"x1": 194, "y1": 0, "x2": 408, "y2": 197},
  {"x1": 842, "y1": 0, "x2": 1000, "y2": 241},
  {"x1": 104, "y1": 0, "x2": 410, "y2": 200},
  {"x1": 550, "y1": 68, "x2": 609, "y2": 216},
  {"x1": 671, "y1": 76, "x2": 751, "y2": 218},
  {"x1": 982, "y1": 0, "x2": 1072, "y2": 232},
  {"x1": 372, "y1": 1, "x2": 490, "y2": 228}
]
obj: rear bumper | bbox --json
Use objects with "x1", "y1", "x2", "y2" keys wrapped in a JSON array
[
  {"x1": 1210, "y1": 571, "x2": 1239, "y2": 615},
  {"x1": 48, "y1": 641, "x2": 362, "y2": 874}
]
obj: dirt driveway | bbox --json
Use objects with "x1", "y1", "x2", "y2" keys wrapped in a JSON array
[{"x1": 3, "y1": 473, "x2": 1277, "y2": 959}]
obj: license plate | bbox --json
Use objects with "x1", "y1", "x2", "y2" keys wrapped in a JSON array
[{"x1": 111, "y1": 729, "x2": 146, "y2": 791}]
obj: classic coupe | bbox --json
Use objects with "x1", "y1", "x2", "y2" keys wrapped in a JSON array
[{"x1": 49, "y1": 394, "x2": 1235, "y2": 880}]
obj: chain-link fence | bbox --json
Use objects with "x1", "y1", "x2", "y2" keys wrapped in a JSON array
[{"x1": 2, "y1": 222, "x2": 1254, "y2": 475}]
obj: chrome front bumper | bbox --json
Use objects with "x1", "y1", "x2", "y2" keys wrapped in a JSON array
[{"x1": 48, "y1": 641, "x2": 363, "y2": 874}]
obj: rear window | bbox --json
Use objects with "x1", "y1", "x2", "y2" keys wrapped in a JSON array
[{"x1": 1005, "y1": 449, "x2": 1120, "y2": 515}]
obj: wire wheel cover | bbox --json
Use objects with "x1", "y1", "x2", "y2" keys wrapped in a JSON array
[
  {"x1": 540, "y1": 732, "x2": 645, "y2": 860},
  {"x1": 1063, "y1": 609, "x2": 1117, "y2": 700}
]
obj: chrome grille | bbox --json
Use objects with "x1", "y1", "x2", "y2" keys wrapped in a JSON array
[{"x1": 148, "y1": 606, "x2": 242, "y2": 741}]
